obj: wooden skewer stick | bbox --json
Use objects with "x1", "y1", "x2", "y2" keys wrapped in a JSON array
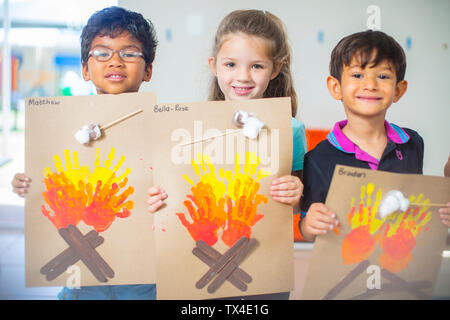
[
  {"x1": 410, "y1": 202, "x2": 447, "y2": 207},
  {"x1": 100, "y1": 109, "x2": 143, "y2": 131},
  {"x1": 178, "y1": 129, "x2": 241, "y2": 147}
]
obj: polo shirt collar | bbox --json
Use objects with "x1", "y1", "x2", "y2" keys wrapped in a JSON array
[{"x1": 327, "y1": 120, "x2": 410, "y2": 154}]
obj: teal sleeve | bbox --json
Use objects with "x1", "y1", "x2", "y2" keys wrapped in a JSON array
[{"x1": 292, "y1": 117, "x2": 307, "y2": 171}]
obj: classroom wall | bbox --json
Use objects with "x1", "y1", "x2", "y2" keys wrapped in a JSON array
[{"x1": 120, "y1": 0, "x2": 450, "y2": 176}]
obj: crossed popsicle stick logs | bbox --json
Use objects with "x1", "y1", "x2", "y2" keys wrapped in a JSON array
[
  {"x1": 193, "y1": 236, "x2": 257, "y2": 294},
  {"x1": 323, "y1": 260, "x2": 432, "y2": 300},
  {"x1": 40, "y1": 224, "x2": 114, "y2": 283}
]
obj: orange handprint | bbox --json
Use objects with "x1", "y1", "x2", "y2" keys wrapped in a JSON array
[
  {"x1": 177, "y1": 152, "x2": 271, "y2": 247},
  {"x1": 379, "y1": 195, "x2": 432, "y2": 272},
  {"x1": 84, "y1": 177, "x2": 134, "y2": 232},
  {"x1": 42, "y1": 171, "x2": 86, "y2": 229},
  {"x1": 41, "y1": 148, "x2": 135, "y2": 232},
  {"x1": 341, "y1": 183, "x2": 384, "y2": 265},
  {"x1": 176, "y1": 182, "x2": 227, "y2": 246},
  {"x1": 340, "y1": 184, "x2": 433, "y2": 273},
  {"x1": 221, "y1": 184, "x2": 267, "y2": 247}
]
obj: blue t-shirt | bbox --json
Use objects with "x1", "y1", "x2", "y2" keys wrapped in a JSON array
[
  {"x1": 58, "y1": 284, "x2": 156, "y2": 300},
  {"x1": 292, "y1": 117, "x2": 307, "y2": 172}
]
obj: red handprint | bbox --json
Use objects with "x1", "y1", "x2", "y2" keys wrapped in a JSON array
[
  {"x1": 83, "y1": 176, "x2": 134, "y2": 232},
  {"x1": 176, "y1": 182, "x2": 226, "y2": 246},
  {"x1": 41, "y1": 172, "x2": 86, "y2": 229},
  {"x1": 378, "y1": 205, "x2": 431, "y2": 272}
]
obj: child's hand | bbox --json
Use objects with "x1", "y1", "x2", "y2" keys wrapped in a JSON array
[
  {"x1": 300, "y1": 203, "x2": 339, "y2": 241},
  {"x1": 269, "y1": 175, "x2": 303, "y2": 207},
  {"x1": 439, "y1": 202, "x2": 450, "y2": 227},
  {"x1": 147, "y1": 186, "x2": 168, "y2": 213},
  {"x1": 11, "y1": 173, "x2": 32, "y2": 198}
]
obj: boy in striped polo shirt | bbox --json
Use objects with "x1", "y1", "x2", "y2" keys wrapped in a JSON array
[{"x1": 300, "y1": 30, "x2": 449, "y2": 241}]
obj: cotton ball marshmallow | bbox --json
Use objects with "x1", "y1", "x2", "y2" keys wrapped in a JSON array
[
  {"x1": 242, "y1": 116, "x2": 264, "y2": 140},
  {"x1": 74, "y1": 123, "x2": 102, "y2": 144},
  {"x1": 74, "y1": 125, "x2": 91, "y2": 144},
  {"x1": 378, "y1": 190, "x2": 410, "y2": 219},
  {"x1": 232, "y1": 110, "x2": 249, "y2": 128},
  {"x1": 88, "y1": 124, "x2": 101, "y2": 140},
  {"x1": 232, "y1": 110, "x2": 264, "y2": 139}
]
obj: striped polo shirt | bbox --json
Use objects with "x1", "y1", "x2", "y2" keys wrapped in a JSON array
[{"x1": 327, "y1": 120, "x2": 410, "y2": 170}]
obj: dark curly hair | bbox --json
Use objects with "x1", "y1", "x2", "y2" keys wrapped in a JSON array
[
  {"x1": 330, "y1": 30, "x2": 406, "y2": 83},
  {"x1": 80, "y1": 6, "x2": 158, "y2": 67}
]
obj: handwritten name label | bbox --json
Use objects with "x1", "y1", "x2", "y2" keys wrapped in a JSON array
[
  {"x1": 154, "y1": 104, "x2": 189, "y2": 113},
  {"x1": 28, "y1": 98, "x2": 61, "y2": 106},
  {"x1": 338, "y1": 167, "x2": 366, "y2": 178}
]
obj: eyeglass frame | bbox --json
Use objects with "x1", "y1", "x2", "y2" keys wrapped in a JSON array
[{"x1": 88, "y1": 46, "x2": 145, "y2": 63}]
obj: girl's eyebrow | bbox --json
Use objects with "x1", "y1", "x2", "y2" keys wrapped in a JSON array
[{"x1": 221, "y1": 57, "x2": 269, "y2": 64}]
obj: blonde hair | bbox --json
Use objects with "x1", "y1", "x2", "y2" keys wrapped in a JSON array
[{"x1": 208, "y1": 9, "x2": 298, "y2": 117}]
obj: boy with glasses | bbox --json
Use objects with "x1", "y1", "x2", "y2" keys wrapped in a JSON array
[{"x1": 11, "y1": 6, "x2": 158, "y2": 299}]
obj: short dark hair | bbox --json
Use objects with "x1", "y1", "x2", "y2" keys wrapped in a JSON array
[
  {"x1": 80, "y1": 6, "x2": 158, "y2": 67},
  {"x1": 330, "y1": 30, "x2": 406, "y2": 82}
]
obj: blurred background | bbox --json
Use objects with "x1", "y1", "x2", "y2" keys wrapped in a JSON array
[{"x1": 0, "y1": 0, "x2": 449, "y2": 299}]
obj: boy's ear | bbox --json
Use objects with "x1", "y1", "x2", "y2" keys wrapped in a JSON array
[
  {"x1": 326, "y1": 75, "x2": 342, "y2": 100},
  {"x1": 270, "y1": 62, "x2": 283, "y2": 80},
  {"x1": 208, "y1": 56, "x2": 217, "y2": 75},
  {"x1": 143, "y1": 64, "x2": 153, "y2": 82},
  {"x1": 82, "y1": 63, "x2": 91, "y2": 81},
  {"x1": 393, "y1": 80, "x2": 407, "y2": 103}
]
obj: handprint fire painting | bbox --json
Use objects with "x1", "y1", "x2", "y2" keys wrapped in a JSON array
[
  {"x1": 338, "y1": 182, "x2": 433, "y2": 296},
  {"x1": 342, "y1": 183, "x2": 432, "y2": 272},
  {"x1": 149, "y1": 98, "x2": 294, "y2": 299},
  {"x1": 175, "y1": 152, "x2": 270, "y2": 293},
  {"x1": 39, "y1": 148, "x2": 134, "y2": 283},
  {"x1": 302, "y1": 165, "x2": 449, "y2": 300},
  {"x1": 177, "y1": 152, "x2": 270, "y2": 247}
]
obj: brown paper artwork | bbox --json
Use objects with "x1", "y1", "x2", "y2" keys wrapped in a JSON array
[
  {"x1": 302, "y1": 165, "x2": 449, "y2": 299},
  {"x1": 26, "y1": 93, "x2": 157, "y2": 287},
  {"x1": 150, "y1": 98, "x2": 294, "y2": 299}
]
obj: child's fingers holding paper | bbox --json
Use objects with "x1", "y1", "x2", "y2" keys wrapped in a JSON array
[
  {"x1": 270, "y1": 175, "x2": 303, "y2": 206},
  {"x1": 438, "y1": 202, "x2": 450, "y2": 227},
  {"x1": 309, "y1": 203, "x2": 339, "y2": 230},
  {"x1": 11, "y1": 173, "x2": 32, "y2": 197},
  {"x1": 147, "y1": 186, "x2": 168, "y2": 213}
]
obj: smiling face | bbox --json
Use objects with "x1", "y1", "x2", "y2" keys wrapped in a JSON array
[
  {"x1": 208, "y1": 32, "x2": 281, "y2": 101},
  {"x1": 327, "y1": 52, "x2": 408, "y2": 120},
  {"x1": 82, "y1": 30, "x2": 152, "y2": 95}
]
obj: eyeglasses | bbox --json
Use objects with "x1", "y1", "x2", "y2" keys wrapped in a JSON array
[{"x1": 88, "y1": 47, "x2": 145, "y2": 62}]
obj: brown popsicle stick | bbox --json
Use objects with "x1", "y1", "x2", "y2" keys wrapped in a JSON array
[
  {"x1": 41, "y1": 231, "x2": 104, "y2": 281},
  {"x1": 195, "y1": 236, "x2": 248, "y2": 289},
  {"x1": 207, "y1": 238, "x2": 257, "y2": 294},
  {"x1": 192, "y1": 247, "x2": 248, "y2": 292},
  {"x1": 349, "y1": 279, "x2": 431, "y2": 300},
  {"x1": 41, "y1": 230, "x2": 100, "y2": 275},
  {"x1": 59, "y1": 226, "x2": 107, "y2": 283},
  {"x1": 68, "y1": 224, "x2": 115, "y2": 280},
  {"x1": 322, "y1": 260, "x2": 370, "y2": 300},
  {"x1": 196, "y1": 240, "x2": 252, "y2": 283},
  {"x1": 381, "y1": 268, "x2": 431, "y2": 299}
]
